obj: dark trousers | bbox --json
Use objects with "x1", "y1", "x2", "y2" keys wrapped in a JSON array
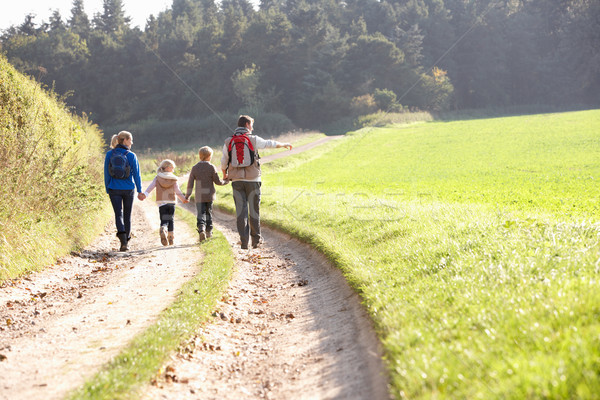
[
  {"x1": 196, "y1": 202, "x2": 213, "y2": 233},
  {"x1": 108, "y1": 189, "x2": 135, "y2": 239},
  {"x1": 159, "y1": 204, "x2": 175, "y2": 231},
  {"x1": 232, "y1": 181, "x2": 261, "y2": 246}
]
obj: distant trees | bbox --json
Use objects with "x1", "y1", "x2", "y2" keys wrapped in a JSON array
[
  {"x1": 0, "y1": 0, "x2": 597, "y2": 131},
  {"x1": 439, "y1": 0, "x2": 600, "y2": 108}
]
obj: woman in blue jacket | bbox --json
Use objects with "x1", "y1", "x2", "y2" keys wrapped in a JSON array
[{"x1": 104, "y1": 131, "x2": 143, "y2": 251}]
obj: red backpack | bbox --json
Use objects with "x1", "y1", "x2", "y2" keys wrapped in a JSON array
[{"x1": 227, "y1": 133, "x2": 256, "y2": 167}]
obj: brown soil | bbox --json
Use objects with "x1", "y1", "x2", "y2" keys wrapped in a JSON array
[{"x1": 0, "y1": 135, "x2": 390, "y2": 400}]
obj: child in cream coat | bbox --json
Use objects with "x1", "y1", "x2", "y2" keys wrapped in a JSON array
[{"x1": 141, "y1": 159, "x2": 188, "y2": 245}]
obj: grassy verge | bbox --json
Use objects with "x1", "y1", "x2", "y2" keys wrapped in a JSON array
[
  {"x1": 214, "y1": 109, "x2": 600, "y2": 399},
  {"x1": 67, "y1": 208, "x2": 234, "y2": 400},
  {"x1": 0, "y1": 56, "x2": 108, "y2": 283}
]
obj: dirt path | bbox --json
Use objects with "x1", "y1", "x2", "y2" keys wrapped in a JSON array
[
  {"x1": 141, "y1": 207, "x2": 389, "y2": 399},
  {"x1": 0, "y1": 134, "x2": 389, "y2": 399},
  {"x1": 0, "y1": 199, "x2": 201, "y2": 400}
]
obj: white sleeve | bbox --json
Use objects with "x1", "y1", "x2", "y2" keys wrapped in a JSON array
[
  {"x1": 143, "y1": 177, "x2": 158, "y2": 197},
  {"x1": 220, "y1": 142, "x2": 229, "y2": 170},
  {"x1": 254, "y1": 135, "x2": 281, "y2": 149}
]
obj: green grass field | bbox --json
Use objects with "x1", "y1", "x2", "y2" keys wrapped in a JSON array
[{"x1": 215, "y1": 109, "x2": 600, "y2": 399}]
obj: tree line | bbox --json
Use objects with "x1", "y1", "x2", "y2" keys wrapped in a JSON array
[{"x1": 1, "y1": 0, "x2": 598, "y2": 132}]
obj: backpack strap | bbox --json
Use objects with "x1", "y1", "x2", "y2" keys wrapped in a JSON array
[{"x1": 227, "y1": 136, "x2": 234, "y2": 166}]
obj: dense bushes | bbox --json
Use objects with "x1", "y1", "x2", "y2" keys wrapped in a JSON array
[{"x1": 0, "y1": 56, "x2": 108, "y2": 282}]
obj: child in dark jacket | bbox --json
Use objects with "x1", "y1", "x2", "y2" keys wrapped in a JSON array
[{"x1": 186, "y1": 146, "x2": 229, "y2": 241}]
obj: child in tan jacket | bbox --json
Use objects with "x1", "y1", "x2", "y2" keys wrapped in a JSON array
[
  {"x1": 141, "y1": 159, "x2": 188, "y2": 246},
  {"x1": 186, "y1": 146, "x2": 229, "y2": 241}
]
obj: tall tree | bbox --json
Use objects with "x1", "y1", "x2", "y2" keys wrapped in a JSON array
[
  {"x1": 93, "y1": 0, "x2": 131, "y2": 34},
  {"x1": 49, "y1": 10, "x2": 66, "y2": 32},
  {"x1": 17, "y1": 14, "x2": 38, "y2": 36},
  {"x1": 69, "y1": 0, "x2": 91, "y2": 39}
]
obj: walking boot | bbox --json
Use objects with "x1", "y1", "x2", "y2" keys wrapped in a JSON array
[
  {"x1": 117, "y1": 232, "x2": 128, "y2": 252},
  {"x1": 206, "y1": 228, "x2": 212, "y2": 239},
  {"x1": 198, "y1": 229, "x2": 206, "y2": 242},
  {"x1": 160, "y1": 226, "x2": 168, "y2": 246},
  {"x1": 168, "y1": 231, "x2": 174, "y2": 246}
]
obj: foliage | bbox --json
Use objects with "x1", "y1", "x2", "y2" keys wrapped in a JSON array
[
  {"x1": 0, "y1": 0, "x2": 448, "y2": 132},
  {"x1": 3, "y1": 1, "x2": 596, "y2": 134},
  {"x1": 350, "y1": 94, "x2": 377, "y2": 116},
  {"x1": 214, "y1": 109, "x2": 600, "y2": 399},
  {"x1": 373, "y1": 88, "x2": 400, "y2": 112},
  {"x1": 231, "y1": 63, "x2": 265, "y2": 111},
  {"x1": 0, "y1": 55, "x2": 108, "y2": 282}
]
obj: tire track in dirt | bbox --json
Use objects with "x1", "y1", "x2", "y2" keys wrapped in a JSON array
[
  {"x1": 0, "y1": 199, "x2": 201, "y2": 400},
  {"x1": 142, "y1": 203, "x2": 390, "y2": 399}
]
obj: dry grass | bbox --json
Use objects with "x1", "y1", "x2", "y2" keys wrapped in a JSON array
[{"x1": 0, "y1": 56, "x2": 107, "y2": 282}]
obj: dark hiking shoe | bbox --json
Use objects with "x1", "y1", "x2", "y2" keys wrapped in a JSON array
[
  {"x1": 168, "y1": 231, "x2": 174, "y2": 246},
  {"x1": 160, "y1": 226, "x2": 168, "y2": 246},
  {"x1": 199, "y1": 231, "x2": 206, "y2": 242},
  {"x1": 206, "y1": 230, "x2": 213, "y2": 239},
  {"x1": 252, "y1": 238, "x2": 263, "y2": 249},
  {"x1": 117, "y1": 233, "x2": 128, "y2": 252},
  {"x1": 241, "y1": 243, "x2": 249, "y2": 250}
]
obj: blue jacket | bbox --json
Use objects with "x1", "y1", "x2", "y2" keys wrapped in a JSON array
[{"x1": 104, "y1": 144, "x2": 143, "y2": 193}]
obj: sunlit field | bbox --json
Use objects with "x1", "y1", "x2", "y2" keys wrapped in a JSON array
[{"x1": 216, "y1": 109, "x2": 600, "y2": 399}]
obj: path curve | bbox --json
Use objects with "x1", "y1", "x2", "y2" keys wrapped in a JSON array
[{"x1": 142, "y1": 206, "x2": 390, "y2": 399}]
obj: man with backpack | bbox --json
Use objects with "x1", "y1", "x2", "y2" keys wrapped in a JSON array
[{"x1": 221, "y1": 115, "x2": 292, "y2": 249}]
